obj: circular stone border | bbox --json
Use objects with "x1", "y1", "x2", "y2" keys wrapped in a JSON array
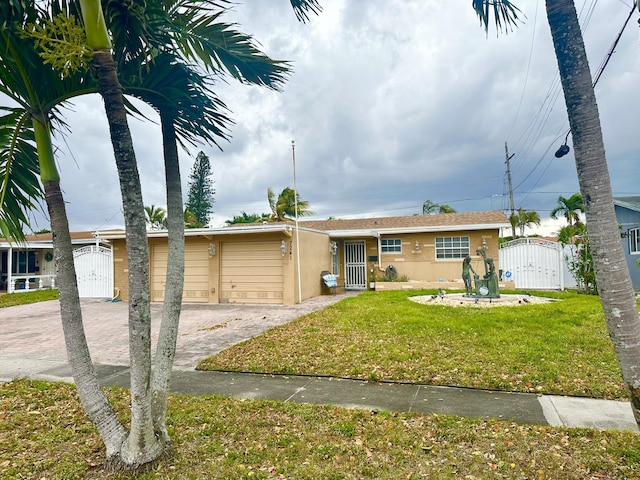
[{"x1": 409, "y1": 293, "x2": 556, "y2": 308}]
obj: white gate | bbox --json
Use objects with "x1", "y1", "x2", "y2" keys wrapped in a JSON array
[
  {"x1": 344, "y1": 241, "x2": 367, "y2": 289},
  {"x1": 499, "y1": 238, "x2": 564, "y2": 290},
  {"x1": 73, "y1": 245, "x2": 113, "y2": 298}
]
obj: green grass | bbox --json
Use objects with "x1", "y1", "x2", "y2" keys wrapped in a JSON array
[
  {"x1": 0, "y1": 288, "x2": 58, "y2": 308},
  {"x1": 1, "y1": 379, "x2": 639, "y2": 479},
  {"x1": 199, "y1": 290, "x2": 628, "y2": 399}
]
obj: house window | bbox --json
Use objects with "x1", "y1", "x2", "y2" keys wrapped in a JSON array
[
  {"x1": 629, "y1": 228, "x2": 640, "y2": 254},
  {"x1": 435, "y1": 236, "x2": 470, "y2": 259},
  {"x1": 331, "y1": 244, "x2": 340, "y2": 275},
  {"x1": 11, "y1": 251, "x2": 36, "y2": 274},
  {"x1": 381, "y1": 238, "x2": 402, "y2": 254}
]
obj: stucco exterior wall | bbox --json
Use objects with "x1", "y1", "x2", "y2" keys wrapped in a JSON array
[
  {"x1": 366, "y1": 230, "x2": 501, "y2": 284},
  {"x1": 295, "y1": 228, "x2": 332, "y2": 302},
  {"x1": 112, "y1": 239, "x2": 129, "y2": 301},
  {"x1": 111, "y1": 228, "x2": 330, "y2": 305}
]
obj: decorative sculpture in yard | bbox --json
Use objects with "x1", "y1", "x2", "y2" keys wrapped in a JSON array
[
  {"x1": 462, "y1": 255, "x2": 476, "y2": 296},
  {"x1": 472, "y1": 244, "x2": 500, "y2": 298}
]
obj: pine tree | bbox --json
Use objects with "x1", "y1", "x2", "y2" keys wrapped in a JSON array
[{"x1": 186, "y1": 151, "x2": 215, "y2": 227}]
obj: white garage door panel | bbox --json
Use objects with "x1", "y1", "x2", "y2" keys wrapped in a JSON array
[{"x1": 220, "y1": 241, "x2": 283, "y2": 304}]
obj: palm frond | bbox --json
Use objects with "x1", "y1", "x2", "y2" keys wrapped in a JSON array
[
  {"x1": 289, "y1": 0, "x2": 322, "y2": 24},
  {"x1": 471, "y1": 0, "x2": 522, "y2": 34},
  {"x1": 170, "y1": 4, "x2": 290, "y2": 89},
  {"x1": 0, "y1": 109, "x2": 42, "y2": 241}
]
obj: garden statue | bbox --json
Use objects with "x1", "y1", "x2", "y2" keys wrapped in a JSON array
[
  {"x1": 462, "y1": 255, "x2": 476, "y2": 296},
  {"x1": 473, "y1": 245, "x2": 500, "y2": 298}
]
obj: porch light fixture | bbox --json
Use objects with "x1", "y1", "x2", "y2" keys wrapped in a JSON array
[
  {"x1": 281, "y1": 240, "x2": 287, "y2": 256},
  {"x1": 330, "y1": 241, "x2": 338, "y2": 255},
  {"x1": 208, "y1": 243, "x2": 216, "y2": 257},
  {"x1": 415, "y1": 241, "x2": 420, "y2": 250}
]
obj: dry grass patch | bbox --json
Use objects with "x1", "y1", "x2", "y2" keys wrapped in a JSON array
[
  {"x1": 198, "y1": 290, "x2": 627, "y2": 399},
  {"x1": 1, "y1": 380, "x2": 640, "y2": 479}
]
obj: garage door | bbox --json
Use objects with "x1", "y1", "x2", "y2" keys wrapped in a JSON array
[
  {"x1": 152, "y1": 242, "x2": 210, "y2": 303},
  {"x1": 220, "y1": 241, "x2": 283, "y2": 304}
]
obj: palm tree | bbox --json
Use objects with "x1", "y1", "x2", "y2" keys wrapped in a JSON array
[
  {"x1": 1, "y1": 0, "x2": 320, "y2": 469},
  {"x1": 474, "y1": 0, "x2": 640, "y2": 427},
  {"x1": 551, "y1": 193, "x2": 584, "y2": 226},
  {"x1": 268, "y1": 186, "x2": 314, "y2": 221},
  {"x1": 422, "y1": 199, "x2": 456, "y2": 214},
  {"x1": 144, "y1": 205, "x2": 167, "y2": 230},
  {"x1": 511, "y1": 208, "x2": 541, "y2": 237},
  {"x1": 226, "y1": 211, "x2": 271, "y2": 224},
  {"x1": 0, "y1": 0, "x2": 131, "y2": 463}
]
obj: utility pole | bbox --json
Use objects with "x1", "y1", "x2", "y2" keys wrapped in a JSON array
[{"x1": 505, "y1": 142, "x2": 516, "y2": 238}]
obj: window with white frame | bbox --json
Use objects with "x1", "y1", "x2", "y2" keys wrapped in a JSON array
[
  {"x1": 629, "y1": 228, "x2": 640, "y2": 254},
  {"x1": 435, "y1": 236, "x2": 470, "y2": 259},
  {"x1": 381, "y1": 238, "x2": 402, "y2": 254}
]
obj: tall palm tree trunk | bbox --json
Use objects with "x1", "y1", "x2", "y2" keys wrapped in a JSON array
[
  {"x1": 151, "y1": 113, "x2": 185, "y2": 444},
  {"x1": 91, "y1": 48, "x2": 163, "y2": 466},
  {"x1": 36, "y1": 116, "x2": 128, "y2": 460},
  {"x1": 546, "y1": 0, "x2": 640, "y2": 424}
]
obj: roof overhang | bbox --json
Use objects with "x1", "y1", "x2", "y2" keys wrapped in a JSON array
[
  {"x1": 327, "y1": 223, "x2": 510, "y2": 238},
  {"x1": 95, "y1": 224, "x2": 313, "y2": 240}
]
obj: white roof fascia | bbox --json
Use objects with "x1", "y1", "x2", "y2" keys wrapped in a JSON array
[
  {"x1": 96, "y1": 224, "x2": 308, "y2": 240},
  {"x1": 0, "y1": 239, "x2": 101, "y2": 249},
  {"x1": 326, "y1": 223, "x2": 509, "y2": 237}
]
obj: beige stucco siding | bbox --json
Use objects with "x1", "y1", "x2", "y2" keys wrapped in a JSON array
[
  {"x1": 368, "y1": 230, "x2": 501, "y2": 283},
  {"x1": 111, "y1": 240, "x2": 129, "y2": 301},
  {"x1": 295, "y1": 229, "x2": 332, "y2": 302}
]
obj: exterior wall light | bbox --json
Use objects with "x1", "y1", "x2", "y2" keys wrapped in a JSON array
[
  {"x1": 208, "y1": 243, "x2": 216, "y2": 257},
  {"x1": 330, "y1": 241, "x2": 338, "y2": 255},
  {"x1": 281, "y1": 240, "x2": 287, "y2": 256},
  {"x1": 415, "y1": 241, "x2": 420, "y2": 250}
]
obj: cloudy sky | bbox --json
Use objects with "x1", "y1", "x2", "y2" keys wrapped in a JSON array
[{"x1": 36, "y1": 0, "x2": 640, "y2": 235}]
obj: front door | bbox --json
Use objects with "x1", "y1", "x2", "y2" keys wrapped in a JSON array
[{"x1": 344, "y1": 241, "x2": 366, "y2": 289}]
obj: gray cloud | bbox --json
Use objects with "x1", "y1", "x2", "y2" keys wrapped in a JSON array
[{"x1": 35, "y1": 0, "x2": 638, "y2": 236}]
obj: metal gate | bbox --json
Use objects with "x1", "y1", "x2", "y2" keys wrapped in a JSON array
[
  {"x1": 344, "y1": 241, "x2": 366, "y2": 289},
  {"x1": 73, "y1": 245, "x2": 113, "y2": 298},
  {"x1": 499, "y1": 238, "x2": 564, "y2": 290}
]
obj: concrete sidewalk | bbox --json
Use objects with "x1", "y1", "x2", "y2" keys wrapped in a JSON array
[
  {"x1": 0, "y1": 295, "x2": 638, "y2": 433},
  {"x1": 1, "y1": 356, "x2": 637, "y2": 433}
]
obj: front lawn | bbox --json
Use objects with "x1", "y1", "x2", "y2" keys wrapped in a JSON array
[
  {"x1": 1, "y1": 380, "x2": 639, "y2": 479},
  {"x1": 0, "y1": 289, "x2": 58, "y2": 308},
  {"x1": 198, "y1": 290, "x2": 627, "y2": 399}
]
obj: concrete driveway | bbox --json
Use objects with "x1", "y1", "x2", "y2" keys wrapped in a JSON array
[{"x1": 0, "y1": 293, "x2": 359, "y2": 370}]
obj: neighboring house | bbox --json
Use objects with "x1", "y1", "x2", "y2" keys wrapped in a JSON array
[
  {"x1": 102, "y1": 210, "x2": 510, "y2": 305},
  {"x1": 614, "y1": 196, "x2": 640, "y2": 290},
  {"x1": 0, "y1": 232, "x2": 112, "y2": 297}
]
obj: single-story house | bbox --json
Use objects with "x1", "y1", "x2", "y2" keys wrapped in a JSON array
[
  {"x1": 614, "y1": 196, "x2": 640, "y2": 290},
  {"x1": 101, "y1": 210, "x2": 511, "y2": 305},
  {"x1": 0, "y1": 231, "x2": 112, "y2": 296}
]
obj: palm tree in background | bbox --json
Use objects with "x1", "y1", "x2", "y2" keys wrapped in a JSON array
[
  {"x1": 551, "y1": 193, "x2": 584, "y2": 227},
  {"x1": 473, "y1": 0, "x2": 640, "y2": 427},
  {"x1": 268, "y1": 186, "x2": 314, "y2": 221},
  {"x1": 510, "y1": 208, "x2": 541, "y2": 237},
  {"x1": 144, "y1": 205, "x2": 167, "y2": 230},
  {"x1": 422, "y1": 199, "x2": 456, "y2": 214}
]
